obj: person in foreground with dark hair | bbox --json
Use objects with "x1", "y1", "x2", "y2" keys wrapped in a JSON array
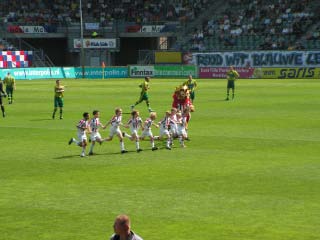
[{"x1": 110, "y1": 214, "x2": 143, "y2": 240}]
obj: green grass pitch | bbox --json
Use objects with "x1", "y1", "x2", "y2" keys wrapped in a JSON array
[{"x1": 0, "y1": 78, "x2": 319, "y2": 240}]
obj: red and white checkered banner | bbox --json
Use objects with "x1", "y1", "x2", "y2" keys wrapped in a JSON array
[{"x1": 0, "y1": 51, "x2": 33, "y2": 68}]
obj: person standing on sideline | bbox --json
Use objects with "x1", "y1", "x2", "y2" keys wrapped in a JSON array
[
  {"x1": 110, "y1": 214, "x2": 143, "y2": 240},
  {"x1": 103, "y1": 107, "x2": 128, "y2": 154},
  {"x1": 131, "y1": 76, "x2": 154, "y2": 112},
  {"x1": 68, "y1": 112, "x2": 91, "y2": 157},
  {"x1": 52, "y1": 80, "x2": 65, "y2": 119},
  {"x1": 183, "y1": 74, "x2": 197, "y2": 102},
  {"x1": 225, "y1": 66, "x2": 239, "y2": 101},
  {"x1": 3, "y1": 72, "x2": 15, "y2": 104},
  {"x1": 0, "y1": 77, "x2": 7, "y2": 117}
]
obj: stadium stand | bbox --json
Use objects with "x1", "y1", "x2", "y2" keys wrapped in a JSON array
[
  {"x1": 179, "y1": 0, "x2": 320, "y2": 51},
  {"x1": 1, "y1": 0, "x2": 319, "y2": 67},
  {"x1": 0, "y1": 0, "x2": 209, "y2": 26}
]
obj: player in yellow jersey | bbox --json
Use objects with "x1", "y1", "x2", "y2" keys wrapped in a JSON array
[
  {"x1": 0, "y1": 77, "x2": 7, "y2": 117},
  {"x1": 225, "y1": 66, "x2": 239, "y2": 101},
  {"x1": 3, "y1": 72, "x2": 15, "y2": 104},
  {"x1": 183, "y1": 75, "x2": 197, "y2": 102},
  {"x1": 52, "y1": 80, "x2": 65, "y2": 119},
  {"x1": 130, "y1": 76, "x2": 154, "y2": 112}
]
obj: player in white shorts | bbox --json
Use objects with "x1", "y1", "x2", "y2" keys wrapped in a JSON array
[
  {"x1": 140, "y1": 112, "x2": 159, "y2": 151},
  {"x1": 104, "y1": 107, "x2": 127, "y2": 154},
  {"x1": 169, "y1": 107, "x2": 178, "y2": 139},
  {"x1": 123, "y1": 110, "x2": 143, "y2": 152},
  {"x1": 154, "y1": 111, "x2": 174, "y2": 150},
  {"x1": 176, "y1": 112, "x2": 188, "y2": 147},
  {"x1": 68, "y1": 112, "x2": 91, "y2": 157},
  {"x1": 88, "y1": 110, "x2": 106, "y2": 155}
]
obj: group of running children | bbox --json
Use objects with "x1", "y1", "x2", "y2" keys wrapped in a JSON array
[
  {"x1": 68, "y1": 75, "x2": 197, "y2": 157},
  {"x1": 68, "y1": 107, "x2": 191, "y2": 157}
]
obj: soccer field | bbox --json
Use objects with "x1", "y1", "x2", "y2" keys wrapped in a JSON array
[{"x1": 0, "y1": 78, "x2": 319, "y2": 240}]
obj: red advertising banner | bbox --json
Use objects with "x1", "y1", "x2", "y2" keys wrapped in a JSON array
[{"x1": 199, "y1": 67, "x2": 255, "y2": 78}]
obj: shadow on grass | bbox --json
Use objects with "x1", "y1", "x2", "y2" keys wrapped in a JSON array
[
  {"x1": 53, "y1": 150, "x2": 139, "y2": 159},
  {"x1": 29, "y1": 118, "x2": 53, "y2": 121}
]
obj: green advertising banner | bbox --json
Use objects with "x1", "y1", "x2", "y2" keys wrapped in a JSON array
[
  {"x1": 0, "y1": 67, "x2": 75, "y2": 79},
  {"x1": 154, "y1": 65, "x2": 197, "y2": 77}
]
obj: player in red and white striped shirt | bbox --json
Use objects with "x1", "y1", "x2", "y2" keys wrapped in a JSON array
[
  {"x1": 88, "y1": 110, "x2": 106, "y2": 155},
  {"x1": 154, "y1": 111, "x2": 174, "y2": 150},
  {"x1": 123, "y1": 110, "x2": 143, "y2": 152},
  {"x1": 104, "y1": 108, "x2": 127, "y2": 154},
  {"x1": 68, "y1": 112, "x2": 91, "y2": 157},
  {"x1": 140, "y1": 112, "x2": 159, "y2": 151}
]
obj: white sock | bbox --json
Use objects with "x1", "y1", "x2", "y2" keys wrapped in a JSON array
[
  {"x1": 124, "y1": 133, "x2": 131, "y2": 138},
  {"x1": 90, "y1": 143, "x2": 94, "y2": 152},
  {"x1": 120, "y1": 141, "x2": 125, "y2": 151},
  {"x1": 136, "y1": 141, "x2": 140, "y2": 149}
]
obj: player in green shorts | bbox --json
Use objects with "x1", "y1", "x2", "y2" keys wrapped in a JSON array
[
  {"x1": 131, "y1": 76, "x2": 154, "y2": 112},
  {"x1": 0, "y1": 77, "x2": 7, "y2": 117},
  {"x1": 3, "y1": 72, "x2": 16, "y2": 104},
  {"x1": 183, "y1": 74, "x2": 197, "y2": 102},
  {"x1": 225, "y1": 66, "x2": 239, "y2": 101},
  {"x1": 52, "y1": 80, "x2": 65, "y2": 119}
]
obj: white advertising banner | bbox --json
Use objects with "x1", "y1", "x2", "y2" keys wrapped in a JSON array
[
  {"x1": 85, "y1": 23, "x2": 100, "y2": 30},
  {"x1": 140, "y1": 25, "x2": 164, "y2": 33},
  {"x1": 129, "y1": 66, "x2": 155, "y2": 77},
  {"x1": 19, "y1": 26, "x2": 47, "y2": 33},
  {"x1": 185, "y1": 51, "x2": 320, "y2": 67},
  {"x1": 73, "y1": 38, "x2": 117, "y2": 49}
]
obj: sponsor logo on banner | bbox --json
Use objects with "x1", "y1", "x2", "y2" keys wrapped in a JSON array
[
  {"x1": 140, "y1": 25, "x2": 164, "y2": 33},
  {"x1": 85, "y1": 23, "x2": 100, "y2": 30},
  {"x1": 155, "y1": 65, "x2": 196, "y2": 77},
  {"x1": 199, "y1": 67, "x2": 320, "y2": 79},
  {"x1": 73, "y1": 39, "x2": 116, "y2": 49},
  {"x1": 199, "y1": 67, "x2": 255, "y2": 78},
  {"x1": 129, "y1": 66, "x2": 155, "y2": 77},
  {"x1": 254, "y1": 67, "x2": 320, "y2": 79},
  {"x1": 74, "y1": 67, "x2": 128, "y2": 79},
  {"x1": 188, "y1": 51, "x2": 320, "y2": 67},
  {"x1": 20, "y1": 26, "x2": 47, "y2": 33}
]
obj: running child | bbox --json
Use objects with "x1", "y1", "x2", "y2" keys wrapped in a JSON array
[
  {"x1": 169, "y1": 107, "x2": 178, "y2": 139},
  {"x1": 88, "y1": 110, "x2": 105, "y2": 155},
  {"x1": 104, "y1": 107, "x2": 127, "y2": 154},
  {"x1": 155, "y1": 111, "x2": 174, "y2": 150},
  {"x1": 140, "y1": 112, "x2": 159, "y2": 151},
  {"x1": 123, "y1": 110, "x2": 143, "y2": 152},
  {"x1": 176, "y1": 112, "x2": 188, "y2": 148},
  {"x1": 68, "y1": 112, "x2": 91, "y2": 157}
]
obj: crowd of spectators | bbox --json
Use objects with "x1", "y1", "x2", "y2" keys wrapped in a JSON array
[
  {"x1": 0, "y1": 0, "x2": 79, "y2": 26},
  {"x1": 191, "y1": 0, "x2": 319, "y2": 51},
  {"x1": 0, "y1": 0, "x2": 209, "y2": 28},
  {"x1": 0, "y1": 39, "x2": 15, "y2": 51}
]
